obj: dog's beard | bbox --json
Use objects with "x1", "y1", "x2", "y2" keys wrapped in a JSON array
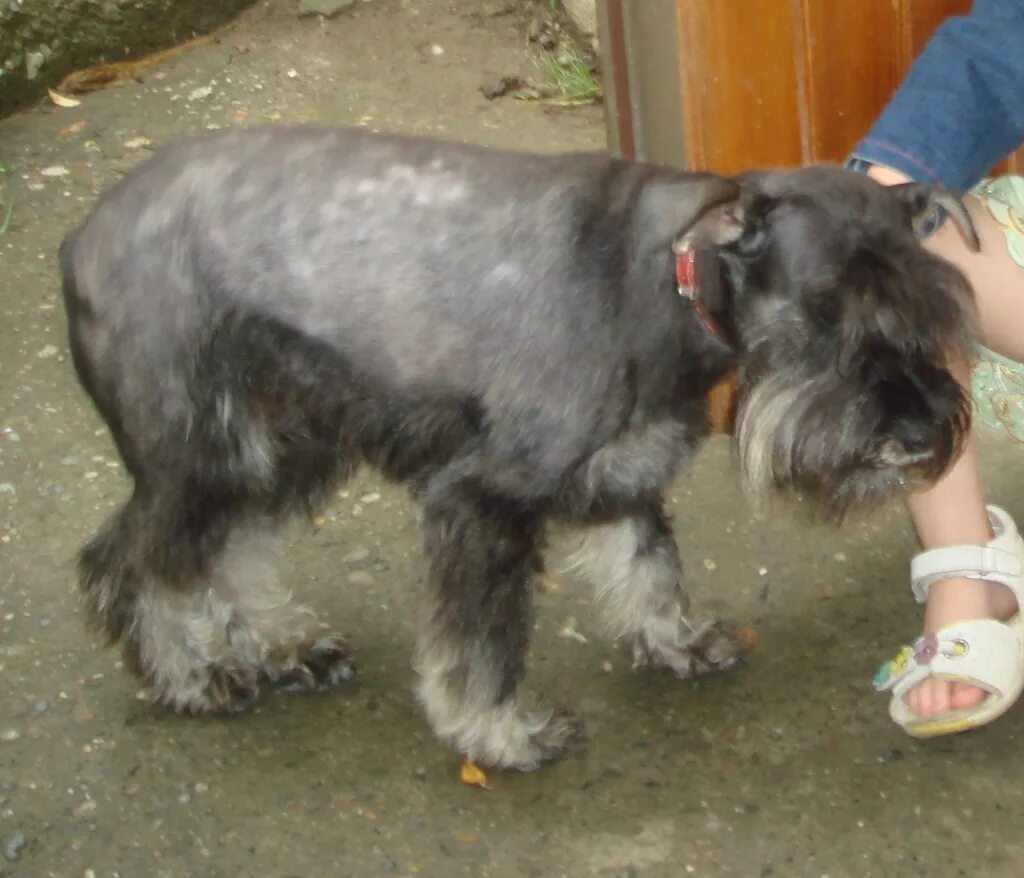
[{"x1": 733, "y1": 358, "x2": 967, "y2": 520}]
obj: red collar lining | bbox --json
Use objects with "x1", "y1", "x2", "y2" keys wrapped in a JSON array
[{"x1": 675, "y1": 248, "x2": 731, "y2": 347}]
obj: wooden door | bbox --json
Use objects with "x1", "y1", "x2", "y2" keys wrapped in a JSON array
[{"x1": 598, "y1": 0, "x2": 1024, "y2": 431}]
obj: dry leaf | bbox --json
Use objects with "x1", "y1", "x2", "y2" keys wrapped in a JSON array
[
  {"x1": 48, "y1": 88, "x2": 81, "y2": 107},
  {"x1": 58, "y1": 119, "x2": 87, "y2": 138},
  {"x1": 733, "y1": 624, "x2": 759, "y2": 652},
  {"x1": 57, "y1": 33, "x2": 216, "y2": 95},
  {"x1": 458, "y1": 761, "x2": 491, "y2": 790}
]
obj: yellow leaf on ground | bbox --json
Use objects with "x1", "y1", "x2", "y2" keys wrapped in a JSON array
[
  {"x1": 48, "y1": 89, "x2": 81, "y2": 108},
  {"x1": 458, "y1": 761, "x2": 491, "y2": 790},
  {"x1": 734, "y1": 624, "x2": 759, "y2": 651}
]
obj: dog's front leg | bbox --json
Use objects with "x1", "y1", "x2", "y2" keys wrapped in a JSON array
[
  {"x1": 572, "y1": 502, "x2": 748, "y2": 677},
  {"x1": 413, "y1": 472, "x2": 582, "y2": 771}
]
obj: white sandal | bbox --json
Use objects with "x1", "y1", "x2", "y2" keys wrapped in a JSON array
[{"x1": 873, "y1": 505, "x2": 1024, "y2": 737}]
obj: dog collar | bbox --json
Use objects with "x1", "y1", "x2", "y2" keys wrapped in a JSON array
[{"x1": 675, "y1": 247, "x2": 731, "y2": 347}]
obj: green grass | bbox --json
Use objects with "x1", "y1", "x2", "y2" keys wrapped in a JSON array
[
  {"x1": 519, "y1": 47, "x2": 602, "y2": 106},
  {"x1": 0, "y1": 159, "x2": 14, "y2": 237}
]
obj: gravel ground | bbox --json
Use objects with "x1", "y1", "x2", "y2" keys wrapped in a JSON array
[{"x1": 2, "y1": 2, "x2": 1024, "y2": 876}]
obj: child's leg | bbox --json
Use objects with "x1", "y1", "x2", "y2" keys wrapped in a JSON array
[{"x1": 875, "y1": 172, "x2": 1024, "y2": 719}]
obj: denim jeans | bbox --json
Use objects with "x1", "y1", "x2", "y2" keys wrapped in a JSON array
[{"x1": 847, "y1": 0, "x2": 1024, "y2": 192}]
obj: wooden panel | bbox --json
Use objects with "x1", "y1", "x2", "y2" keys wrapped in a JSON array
[
  {"x1": 802, "y1": 1, "x2": 903, "y2": 163},
  {"x1": 677, "y1": 0, "x2": 805, "y2": 174}
]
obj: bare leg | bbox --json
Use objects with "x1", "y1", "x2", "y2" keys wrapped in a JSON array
[{"x1": 871, "y1": 165, "x2": 1024, "y2": 718}]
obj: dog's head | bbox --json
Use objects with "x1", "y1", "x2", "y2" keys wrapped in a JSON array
[{"x1": 686, "y1": 166, "x2": 977, "y2": 518}]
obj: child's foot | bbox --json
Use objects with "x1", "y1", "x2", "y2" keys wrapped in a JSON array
[{"x1": 905, "y1": 575, "x2": 1019, "y2": 717}]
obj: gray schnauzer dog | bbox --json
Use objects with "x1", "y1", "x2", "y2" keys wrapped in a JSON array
[{"x1": 60, "y1": 125, "x2": 978, "y2": 771}]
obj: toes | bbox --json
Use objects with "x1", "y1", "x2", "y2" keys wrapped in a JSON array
[
  {"x1": 905, "y1": 678, "x2": 987, "y2": 719},
  {"x1": 176, "y1": 666, "x2": 260, "y2": 715},
  {"x1": 928, "y1": 678, "x2": 952, "y2": 716},
  {"x1": 504, "y1": 707, "x2": 586, "y2": 773},
  {"x1": 633, "y1": 619, "x2": 753, "y2": 679},
  {"x1": 950, "y1": 681, "x2": 988, "y2": 710},
  {"x1": 271, "y1": 634, "x2": 357, "y2": 693},
  {"x1": 303, "y1": 635, "x2": 357, "y2": 688}
]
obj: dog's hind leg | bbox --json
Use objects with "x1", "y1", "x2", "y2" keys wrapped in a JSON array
[
  {"x1": 79, "y1": 483, "x2": 355, "y2": 714},
  {"x1": 413, "y1": 472, "x2": 582, "y2": 771},
  {"x1": 570, "y1": 502, "x2": 748, "y2": 678}
]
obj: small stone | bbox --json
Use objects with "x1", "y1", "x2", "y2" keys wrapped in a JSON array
[
  {"x1": 5, "y1": 431, "x2": 19, "y2": 442},
  {"x1": 0, "y1": 729, "x2": 20, "y2": 742},
  {"x1": 36, "y1": 344, "x2": 59, "y2": 358},
  {"x1": 833, "y1": 552, "x2": 847, "y2": 562},
  {"x1": 702, "y1": 558, "x2": 717, "y2": 572},
  {"x1": 32, "y1": 698, "x2": 49, "y2": 715},
  {"x1": 348, "y1": 571, "x2": 375, "y2": 587},
  {"x1": 343, "y1": 548, "x2": 371, "y2": 564},
  {"x1": 40, "y1": 165, "x2": 70, "y2": 177},
  {"x1": 194, "y1": 782, "x2": 208, "y2": 793},
  {"x1": 188, "y1": 85, "x2": 214, "y2": 101},
  {"x1": 429, "y1": 44, "x2": 444, "y2": 56},
  {"x1": 3, "y1": 833, "x2": 27, "y2": 862},
  {"x1": 178, "y1": 792, "x2": 192, "y2": 804},
  {"x1": 0, "y1": 484, "x2": 14, "y2": 495},
  {"x1": 481, "y1": 76, "x2": 522, "y2": 100},
  {"x1": 359, "y1": 492, "x2": 380, "y2": 503},
  {"x1": 601, "y1": 661, "x2": 613, "y2": 673},
  {"x1": 370, "y1": 560, "x2": 389, "y2": 573},
  {"x1": 297, "y1": 0, "x2": 356, "y2": 17},
  {"x1": 60, "y1": 456, "x2": 78, "y2": 466},
  {"x1": 73, "y1": 799, "x2": 97, "y2": 817}
]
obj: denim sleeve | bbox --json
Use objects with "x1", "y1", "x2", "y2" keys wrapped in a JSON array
[{"x1": 848, "y1": 0, "x2": 1024, "y2": 192}]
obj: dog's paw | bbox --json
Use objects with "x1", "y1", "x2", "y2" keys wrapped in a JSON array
[
  {"x1": 633, "y1": 620, "x2": 753, "y2": 679},
  {"x1": 271, "y1": 634, "x2": 357, "y2": 693},
  {"x1": 162, "y1": 665, "x2": 261, "y2": 716},
  {"x1": 494, "y1": 706, "x2": 586, "y2": 773}
]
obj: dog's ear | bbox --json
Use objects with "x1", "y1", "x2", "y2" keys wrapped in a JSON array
[
  {"x1": 869, "y1": 349, "x2": 969, "y2": 479},
  {"x1": 889, "y1": 182, "x2": 980, "y2": 252},
  {"x1": 636, "y1": 175, "x2": 743, "y2": 255}
]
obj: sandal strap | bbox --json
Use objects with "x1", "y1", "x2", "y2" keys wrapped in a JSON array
[
  {"x1": 876, "y1": 619, "x2": 1022, "y2": 702},
  {"x1": 911, "y1": 505, "x2": 1024, "y2": 604}
]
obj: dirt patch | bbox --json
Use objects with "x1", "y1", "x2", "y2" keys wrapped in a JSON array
[{"x1": 0, "y1": 0, "x2": 258, "y2": 117}]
